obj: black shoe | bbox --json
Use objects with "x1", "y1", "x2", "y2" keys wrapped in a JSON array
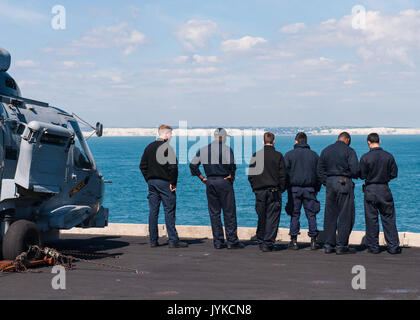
[
  {"x1": 260, "y1": 245, "x2": 273, "y2": 252},
  {"x1": 150, "y1": 242, "x2": 159, "y2": 248},
  {"x1": 387, "y1": 247, "x2": 402, "y2": 255},
  {"x1": 367, "y1": 248, "x2": 381, "y2": 254},
  {"x1": 214, "y1": 243, "x2": 226, "y2": 249},
  {"x1": 169, "y1": 241, "x2": 189, "y2": 248},
  {"x1": 336, "y1": 247, "x2": 356, "y2": 255},
  {"x1": 324, "y1": 246, "x2": 335, "y2": 254},
  {"x1": 227, "y1": 242, "x2": 245, "y2": 249},
  {"x1": 310, "y1": 238, "x2": 320, "y2": 250},
  {"x1": 288, "y1": 237, "x2": 299, "y2": 250}
]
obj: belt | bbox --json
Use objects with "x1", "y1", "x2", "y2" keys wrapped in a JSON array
[
  {"x1": 255, "y1": 187, "x2": 279, "y2": 192},
  {"x1": 327, "y1": 175, "x2": 350, "y2": 178}
]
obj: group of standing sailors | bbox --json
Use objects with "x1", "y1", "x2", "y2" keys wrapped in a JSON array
[{"x1": 140, "y1": 125, "x2": 401, "y2": 255}]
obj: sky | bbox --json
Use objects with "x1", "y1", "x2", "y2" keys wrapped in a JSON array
[{"x1": 1, "y1": 0, "x2": 420, "y2": 128}]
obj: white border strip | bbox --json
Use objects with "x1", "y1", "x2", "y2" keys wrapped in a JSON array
[{"x1": 61, "y1": 223, "x2": 420, "y2": 247}]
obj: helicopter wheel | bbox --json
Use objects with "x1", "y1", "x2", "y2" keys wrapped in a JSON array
[{"x1": 2, "y1": 220, "x2": 42, "y2": 260}]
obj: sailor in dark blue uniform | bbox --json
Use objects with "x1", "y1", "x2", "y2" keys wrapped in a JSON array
[
  {"x1": 360, "y1": 133, "x2": 401, "y2": 254},
  {"x1": 284, "y1": 132, "x2": 321, "y2": 250},
  {"x1": 317, "y1": 132, "x2": 359, "y2": 254},
  {"x1": 189, "y1": 128, "x2": 244, "y2": 249},
  {"x1": 248, "y1": 132, "x2": 286, "y2": 252}
]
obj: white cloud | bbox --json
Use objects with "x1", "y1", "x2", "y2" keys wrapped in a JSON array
[
  {"x1": 72, "y1": 23, "x2": 147, "y2": 56},
  {"x1": 129, "y1": 5, "x2": 140, "y2": 20},
  {"x1": 362, "y1": 91, "x2": 382, "y2": 97},
  {"x1": 172, "y1": 55, "x2": 219, "y2": 65},
  {"x1": 175, "y1": 19, "x2": 219, "y2": 51},
  {"x1": 280, "y1": 23, "x2": 307, "y2": 34},
  {"x1": 161, "y1": 66, "x2": 219, "y2": 76},
  {"x1": 0, "y1": 1, "x2": 46, "y2": 24},
  {"x1": 110, "y1": 75, "x2": 123, "y2": 84},
  {"x1": 62, "y1": 61, "x2": 77, "y2": 69},
  {"x1": 337, "y1": 64, "x2": 356, "y2": 72},
  {"x1": 294, "y1": 10, "x2": 420, "y2": 67},
  {"x1": 193, "y1": 67, "x2": 218, "y2": 74},
  {"x1": 169, "y1": 77, "x2": 224, "y2": 85},
  {"x1": 173, "y1": 56, "x2": 190, "y2": 64},
  {"x1": 321, "y1": 18, "x2": 337, "y2": 26},
  {"x1": 277, "y1": 90, "x2": 326, "y2": 97},
  {"x1": 18, "y1": 80, "x2": 38, "y2": 88},
  {"x1": 221, "y1": 36, "x2": 267, "y2": 52},
  {"x1": 300, "y1": 57, "x2": 333, "y2": 67},
  {"x1": 298, "y1": 91, "x2": 325, "y2": 97},
  {"x1": 66, "y1": 70, "x2": 126, "y2": 86},
  {"x1": 357, "y1": 47, "x2": 375, "y2": 60},
  {"x1": 15, "y1": 60, "x2": 39, "y2": 68},
  {"x1": 111, "y1": 84, "x2": 134, "y2": 89},
  {"x1": 256, "y1": 50, "x2": 294, "y2": 60},
  {"x1": 61, "y1": 61, "x2": 95, "y2": 69},
  {"x1": 344, "y1": 79, "x2": 357, "y2": 85},
  {"x1": 192, "y1": 55, "x2": 219, "y2": 64}
]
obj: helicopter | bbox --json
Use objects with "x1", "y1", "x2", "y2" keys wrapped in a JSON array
[{"x1": 0, "y1": 48, "x2": 108, "y2": 259}]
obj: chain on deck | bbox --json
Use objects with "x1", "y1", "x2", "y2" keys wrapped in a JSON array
[{"x1": 0, "y1": 246, "x2": 140, "y2": 274}]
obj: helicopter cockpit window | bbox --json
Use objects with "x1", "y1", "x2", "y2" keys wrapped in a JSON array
[
  {"x1": 40, "y1": 132, "x2": 68, "y2": 147},
  {"x1": 16, "y1": 124, "x2": 26, "y2": 135},
  {"x1": 5, "y1": 77, "x2": 17, "y2": 90},
  {"x1": 68, "y1": 120, "x2": 93, "y2": 170},
  {"x1": 73, "y1": 145, "x2": 91, "y2": 169}
]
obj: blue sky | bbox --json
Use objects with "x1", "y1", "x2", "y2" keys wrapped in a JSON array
[{"x1": 1, "y1": 0, "x2": 420, "y2": 128}]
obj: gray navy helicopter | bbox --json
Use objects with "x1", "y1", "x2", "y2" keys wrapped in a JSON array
[{"x1": 0, "y1": 48, "x2": 108, "y2": 259}]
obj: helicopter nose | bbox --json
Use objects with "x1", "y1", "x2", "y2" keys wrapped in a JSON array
[{"x1": 0, "y1": 48, "x2": 11, "y2": 72}]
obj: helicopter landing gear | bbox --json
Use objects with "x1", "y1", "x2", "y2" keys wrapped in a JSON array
[{"x1": 2, "y1": 219, "x2": 42, "y2": 260}]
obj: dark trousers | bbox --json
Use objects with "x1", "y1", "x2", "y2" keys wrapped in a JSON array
[
  {"x1": 254, "y1": 188, "x2": 282, "y2": 248},
  {"x1": 206, "y1": 177, "x2": 239, "y2": 246},
  {"x1": 147, "y1": 179, "x2": 179, "y2": 244},
  {"x1": 324, "y1": 176, "x2": 355, "y2": 250},
  {"x1": 364, "y1": 184, "x2": 399, "y2": 251},
  {"x1": 287, "y1": 186, "x2": 320, "y2": 238}
]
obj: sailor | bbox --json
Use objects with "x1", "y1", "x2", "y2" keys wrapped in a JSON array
[
  {"x1": 248, "y1": 132, "x2": 286, "y2": 252},
  {"x1": 360, "y1": 133, "x2": 401, "y2": 254},
  {"x1": 284, "y1": 132, "x2": 321, "y2": 250},
  {"x1": 140, "y1": 125, "x2": 188, "y2": 248},
  {"x1": 189, "y1": 128, "x2": 244, "y2": 249},
  {"x1": 317, "y1": 132, "x2": 359, "y2": 254}
]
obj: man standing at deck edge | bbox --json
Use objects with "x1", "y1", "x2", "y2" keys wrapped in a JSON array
[
  {"x1": 360, "y1": 133, "x2": 401, "y2": 254},
  {"x1": 190, "y1": 128, "x2": 244, "y2": 250},
  {"x1": 140, "y1": 125, "x2": 188, "y2": 248}
]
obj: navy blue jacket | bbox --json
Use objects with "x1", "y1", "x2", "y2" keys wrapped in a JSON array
[
  {"x1": 317, "y1": 140, "x2": 359, "y2": 184},
  {"x1": 189, "y1": 141, "x2": 236, "y2": 178},
  {"x1": 360, "y1": 147, "x2": 398, "y2": 184},
  {"x1": 284, "y1": 143, "x2": 321, "y2": 190}
]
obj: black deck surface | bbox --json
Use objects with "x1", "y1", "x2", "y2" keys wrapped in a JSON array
[{"x1": 0, "y1": 235, "x2": 419, "y2": 300}]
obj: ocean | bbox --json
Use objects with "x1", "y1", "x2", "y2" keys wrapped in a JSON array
[{"x1": 88, "y1": 135, "x2": 420, "y2": 233}]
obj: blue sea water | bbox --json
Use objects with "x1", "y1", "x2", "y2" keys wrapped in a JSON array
[{"x1": 88, "y1": 135, "x2": 420, "y2": 233}]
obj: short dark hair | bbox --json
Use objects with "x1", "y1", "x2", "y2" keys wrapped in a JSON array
[
  {"x1": 338, "y1": 131, "x2": 351, "y2": 143},
  {"x1": 338, "y1": 131, "x2": 350, "y2": 140},
  {"x1": 367, "y1": 133, "x2": 380, "y2": 143},
  {"x1": 264, "y1": 132, "x2": 275, "y2": 144},
  {"x1": 295, "y1": 132, "x2": 307, "y2": 144}
]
